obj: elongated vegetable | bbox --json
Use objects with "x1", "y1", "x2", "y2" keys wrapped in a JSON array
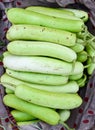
[
  {"x1": 77, "y1": 51, "x2": 88, "y2": 62},
  {"x1": 87, "y1": 58, "x2": 95, "y2": 75},
  {"x1": 26, "y1": 6, "x2": 75, "y2": 16},
  {"x1": 3, "y1": 52, "x2": 84, "y2": 76},
  {"x1": 3, "y1": 94, "x2": 60, "y2": 125},
  {"x1": 15, "y1": 84, "x2": 82, "y2": 109},
  {"x1": 26, "y1": 6, "x2": 80, "y2": 20},
  {"x1": 17, "y1": 120, "x2": 39, "y2": 126},
  {"x1": 7, "y1": 40, "x2": 77, "y2": 62},
  {"x1": 6, "y1": 24, "x2": 76, "y2": 47},
  {"x1": 11, "y1": 110, "x2": 36, "y2": 121},
  {"x1": 86, "y1": 44, "x2": 95, "y2": 57},
  {"x1": 7, "y1": 8, "x2": 84, "y2": 32},
  {"x1": 58, "y1": 110, "x2": 70, "y2": 122},
  {"x1": 1, "y1": 74, "x2": 79, "y2": 93},
  {"x1": 63, "y1": 8, "x2": 88, "y2": 22},
  {"x1": 5, "y1": 88, "x2": 14, "y2": 94},
  {"x1": 70, "y1": 42, "x2": 84, "y2": 53},
  {"x1": 77, "y1": 74, "x2": 87, "y2": 87},
  {"x1": 69, "y1": 72, "x2": 83, "y2": 80},
  {"x1": 6, "y1": 69, "x2": 68, "y2": 85}
]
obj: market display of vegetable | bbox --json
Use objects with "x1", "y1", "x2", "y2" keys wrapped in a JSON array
[{"x1": 1, "y1": 6, "x2": 95, "y2": 130}]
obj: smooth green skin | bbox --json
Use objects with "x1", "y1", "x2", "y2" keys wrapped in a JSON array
[
  {"x1": 58, "y1": 110, "x2": 70, "y2": 122},
  {"x1": 70, "y1": 43, "x2": 84, "y2": 53},
  {"x1": 6, "y1": 69, "x2": 68, "y2": 86},
  {"x1": 26, "y1": 6, "x2": 80, "y2": 20},
  {"x1": 69, "y1": 72, "x2": 83, "y2": 80},
  {"x1": 15, "y1": 84, "x2": 82, "y2": 109},
  {"x1": 77, "y1": 74, "x2": 87, "y2": 87},
  {"x1": 3, "y1": 52, "x2": 84, "y2": 76},
  {"x1": 3, "y1": 52, "x2": 73, "y2": 76},
  {"x1": 7, "y1": 40, "x2": 77, "y2": 62},
  {"x1": 1, "y1": 73, "x2": 78, "y2": 93},
  {"x1": 5, "y1": 88, "x2": 14, "y2": 94},
  {"x1": 86, "y1": 44, "x2": 95, "y2": 57},
  {"x1": 17, "y1": 120, "x2": 39, "y2": 126},
  {"x1": 87, "y1": 58, "x2": 95, "y2": 75},
  {"x1": 11, "y1": 110, "x2": 36, "y2": 121},
  {"x1": 3, "y1": 94, "x2": 60, "y2": 125},
  {"x1": 77, "y1": 51, "x2": 88, "y2": 62},
  {"x1": 6, "y1": 24, "x2": 76, "y2": 47},
  {"x1": 7, "y1": 8, "x2": 84, "y2": 32},
  {"x1": 63, "y1": 8, "x2": 88, "y2": 22}
]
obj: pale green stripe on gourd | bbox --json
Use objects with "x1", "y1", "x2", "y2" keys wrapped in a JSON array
[
  {"x1": 6, "y1": 69, "x2": 68, "y2": 85},
  {"x1": 3, "y1": 94, "x2": 60, "y2": 125},
  {"x1": 15, "y1": 84, "x2": 82, "y2": 109},
  {"x1": 1, "y1": 74, "x2": 79, "y2": 93},
  {"x1": 7, "y1": 8, "x2": 84, "y2": 32},
  {"x1": 6, "y1": 24, "x2": 76, "y2": 47},
  {"x1": 7, "y1": 40, "x2": 77, "y2": 62}
]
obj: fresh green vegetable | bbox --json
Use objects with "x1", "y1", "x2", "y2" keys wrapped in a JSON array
[
  {"x1": 1, "y1": 74, "x2": 79, "y2": 93},
  {"x1": 3, "y1": 52, "x2": 84, "y2": 76},
  {"x1": 5, "y1": 88, "x2": 14, "y2": 94},
  {"x1": 76, "y1": 74, "x2": 87, "y2": 87},
  {"x1": 87, "y1": 58, "x2": 95, "y2": 75},
  {"x1": 15, "y1": 84, "x2": 82, "y2": 109},
  {"x1": 70, "y1": 42, "x2": 84, "y2": 53},
  {"x1": 86, "y1": 44, "x2": 95, "y2": 57},
  {"x1": 6, "y1": 24, "x2": 76, "y2": 47},
  {"x1": 63, "y1": 8, "x2": 88, "y2": 22},
  {"x1": 77, "y1": 51, "x2": 88, "y2": 62},
  {"x1": 7, "y1": 40, "x2": 77, "y2": 62},
  {"x1": 17, "y1": 120, "x2": 39, "y2": 126},
  {"x1": 58, "y1": 110, "x2": 70, "y2": 122},
  {"x1": 11, "y1": 110, "x2": 36, "y2": 121},
  {"x1": 6, "y1": 69, "x2": 68, "y2": 86},
  {"x1": 69, "y1": 72, "x2": 83, "y2": 80},
  {"x1": 3, "y1": 94, "x2": 60, "y2": 125},
  {"x1": 7, "y1": 8, "x2": 84, "y2": 32},
  {"x1": 26, "y1": 6, "x2": 80, "y2": 20}
]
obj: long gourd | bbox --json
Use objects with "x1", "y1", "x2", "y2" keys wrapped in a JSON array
[
  {"x1": 7, "y1": 8, "x2": 84, "y2": 32},
  {"x1": 3, "y1": 52, "x2": 84, "y2": 75},
  {"x1": 7, "y1": 40, "x2": 77, "y2": 62},
  {"x1": 6, "y1": 69, "x2": 68, "y2": 85},
  {"x1": 11, "y1": 110, "x2": 36, "y2": 122},
  {"x1": 69, "y1": 72, "x2": 83, "y2": 80},
  {"x1": 63, "y1": 8, "x2": 88, "y2": 22},
  {"x1": 5, "y1": 88, "x2": 14, "y2": 94},
  {"x1": 6, "y1": 24, "x2": 76, "y2": 47},
  {"x1": 3, "y1": 94, "x2": 60, "y2": 125},
  {"x1": 58, "y1": 110, "x2": 70, "y2": 122},
  {"x1": 26, "y1": 6, "x2": 80, "y2": 20},
  {"x1": 1, "y1": 74, "x2": 79, "y2": 93},
  {"x1": 15, "y1": 84, "x2": 82, "y2": 109},
  {"x1": 17, "y1": 120, "x2": 39, "y2": 126}
]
